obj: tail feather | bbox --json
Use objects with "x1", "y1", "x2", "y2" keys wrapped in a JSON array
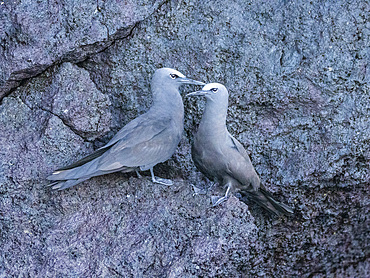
[
  {"x1": 56, "y1": 144, "x2": 115, "y2": 171},
  {"x1": 47, "y1": 178, "x2": 89, "y2": 190},
  {"x1": 47, "y1": 143, "x2": 118, "y2": 182},
  {"x1": 241, "y1": 188, "x2": 294, "y2": 216},
  {"x1": 46, "y1": 166, "x2": 137, "y2": 190}
]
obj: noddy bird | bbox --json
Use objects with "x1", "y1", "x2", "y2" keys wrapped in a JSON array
[
  {"x1": 47, "y1": 68, "x2": 205, "y2": 190},
  {"x1": 187, "y1": 83, "x2": 293, "y2": 216}
]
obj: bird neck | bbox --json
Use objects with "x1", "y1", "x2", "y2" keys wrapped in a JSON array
[
  {"x1": 151, "y1": 85, "x2": 184, "y2": 117},
  {"x1": 199, "y1": 98, "x2": 228, "y2": 136}
]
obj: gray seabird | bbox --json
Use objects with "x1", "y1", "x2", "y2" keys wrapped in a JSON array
[
  {"x1": 187, "y1": 83, "x2": 293, "y2": 216},
  {"x1": 47, "y1": 68, "x2": 205, "y2": 190}
]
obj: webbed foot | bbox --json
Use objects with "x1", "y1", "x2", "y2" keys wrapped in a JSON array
[
  {"x1": 150, "y1": 168, "x2": 173, "y2": 186},
  {"x1": 211, "y1": 183, "x2": 232, "y2": 207},
  {"x1": 192, "y1": 185, "x2": 208, "y2": 195},
  {"x1": 152, "y1": 177, "x2": 173, "y2": 186},
  {"x1": 211, "y1": 195, "x2": 229, "y2": 206}
]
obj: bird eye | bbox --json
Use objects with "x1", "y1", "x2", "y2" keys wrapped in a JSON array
[
  {"x1": 170, "y1": 74, "x2": 179, "y2": 79},
  {"x1": 210, "y1": 88, "x2": 218, "y2": 92}
]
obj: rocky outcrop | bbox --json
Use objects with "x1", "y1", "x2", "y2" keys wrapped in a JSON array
[
  {"x1": 0, "y1": 0, "x2": 166, "y2": 98},
  {"x1": 1, "y1": 0, "x2": 369, "y2": 277}
]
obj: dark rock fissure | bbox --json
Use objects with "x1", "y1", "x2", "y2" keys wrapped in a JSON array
[{"x1": 0, "y1": 0, "x2": 169, "y2": 102}]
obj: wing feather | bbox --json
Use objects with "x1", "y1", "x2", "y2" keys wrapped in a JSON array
[
  {"x1": 55, "y1": 144, "x2": 115, "y2": 171},
  {"x1": 65, "y1": 114, "x2": 172, "y2": 170},
  {"x1": 97, "y1": 125, "x2": 180, "y2": 171},
  {"x1": 224, "y1": 134, "x2": 260, "y2": 190},
  {"x1": 48, "y1": 113, "x2": 177, "y2": 180}
]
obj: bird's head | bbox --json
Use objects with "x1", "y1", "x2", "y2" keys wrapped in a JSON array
[
  {"x1": 152, "y1": 68, "x2": 205, "y2": 89},
  {"x1": 186, "y1": 83, "x2": 228, "y2": 102}
]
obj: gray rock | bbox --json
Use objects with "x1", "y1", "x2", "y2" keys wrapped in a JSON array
[
  {"x1": 19, "y1": 62, "x2": 112, "y2": 142},
  {"x1": 0, "y1": 0, "x2": 166, "y2": 98},
  {"x1": 1, "y1": 0, "x2": 369, "y2": 277},
  {"x1": 1, "y1": 177, "x2": 258, "y2": 277},
  {"x1": 0, "y1": 62, "x2": 111, "y2": 182}
]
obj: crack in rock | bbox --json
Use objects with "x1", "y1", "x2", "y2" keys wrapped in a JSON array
[
  {"x1": 0, "y1": 0, "x2": 168, "y2": 101},
  {"x1": 15, "y1": 95, "x2": 92, "y2": 143}
]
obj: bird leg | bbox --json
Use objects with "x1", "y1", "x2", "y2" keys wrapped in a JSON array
[
  {"x1": 211, "y1": 183, "x2": 232, "y2": 207},
  {"x1": 150, "y1": 168, "x2": 173, "y2": 186},
  {"x1": 135, "y1": 170, "x2": 142, "y2": 178}
]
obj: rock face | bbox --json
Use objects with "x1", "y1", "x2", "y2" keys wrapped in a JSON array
[
  {"x1": 1, "y1": 0, "x2": 369, "y2": 277},
  {"x1": 0, "y1": 0, "x2": 166, "y2": 98}
]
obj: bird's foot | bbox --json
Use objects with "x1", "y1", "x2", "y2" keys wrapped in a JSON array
[
  {"x1": 192, "y1": 185, "x2": 208, "y2": 195},
  {"x1": 211, "y1": 183, "x2": 232, "y2": 206},
  {"x1": 149, "y1": 168, "x2": 173, "y2": 186},
  {"x1": 211, "y1": 195, "x2": 229, "y2": 207},
  {"x1": 152, "y1": 177, "x2": 173, "y2": 186}
]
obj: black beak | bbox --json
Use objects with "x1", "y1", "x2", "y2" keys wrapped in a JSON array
[
  {"x1": 186, "y1": 90, "x2": 209, "y2": 97},
  {"x1": 179, "y1": 77, "x2": 205, "y2": 86}
]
